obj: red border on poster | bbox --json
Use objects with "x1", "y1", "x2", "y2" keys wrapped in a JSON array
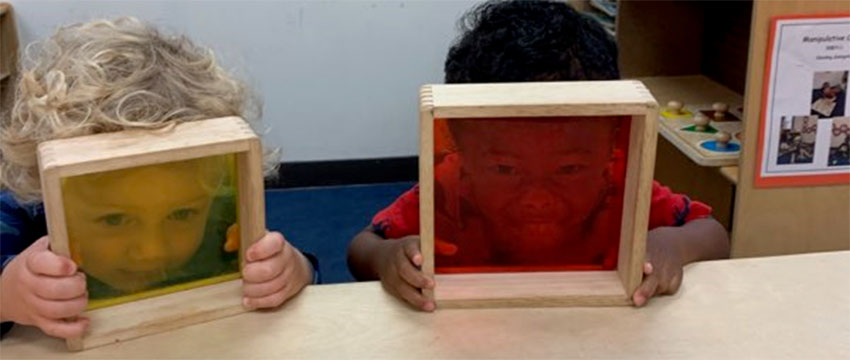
[{"x1": 754, "y1": 13, "x2": 850, "y2": 188}]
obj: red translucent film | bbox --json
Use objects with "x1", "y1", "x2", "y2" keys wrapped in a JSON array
[{"x1": 433, "y1": 116, "x2": 631, "y2": 274}]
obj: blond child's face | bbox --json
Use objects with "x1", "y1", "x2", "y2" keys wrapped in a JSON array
[
  {"x1": 453, "y1": 118, "x2": 614, "y2": 257},
  {"x1": 63, "y1": 159, "x2": 219, "y2": 292}
]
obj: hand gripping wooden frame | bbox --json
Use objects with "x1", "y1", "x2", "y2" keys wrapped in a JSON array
[
  {"x1": 419, "y1": 81, "x2": 659, "y2": 308},
  {"x1": 38, "y1": 116, "x2": 265, "y2": 350}
]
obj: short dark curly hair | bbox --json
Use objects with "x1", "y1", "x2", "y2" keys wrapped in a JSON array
[{"x1": 444, "y1": 0, "x2": 620, "y2": 84}]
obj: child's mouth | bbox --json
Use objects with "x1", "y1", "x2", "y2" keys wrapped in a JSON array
[
  {"x1": 118, "y1": 267, "x2": 166, "y2": 278},
  {"x1": 517, "y1": 223, "x2": 563, "y2": 239}
]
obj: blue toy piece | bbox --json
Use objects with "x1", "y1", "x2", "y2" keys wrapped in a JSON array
[{"x1": 700, "y1": 140, "x2": 740, "y2": 152}]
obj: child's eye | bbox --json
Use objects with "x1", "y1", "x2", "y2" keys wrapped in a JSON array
[
  {"x1": 557, "y1": 164, "x2": 588, "y2": 175},
  {"x1": 97, "y1": 213, "x2": 131, "y2": 227},
  {"x1": 168, "y1": 208, "x2": 198, "y2": 221},
  {"x1": 492, "y1": 164, "x2": 518, "y2": 175}
]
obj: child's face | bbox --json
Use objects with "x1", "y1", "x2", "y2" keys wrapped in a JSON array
[
  {"x1": 824, "y1": 86, "x2": 839, "y2": 99},
  {"x1": 453, "y1": 117, "x2": 615, "y2": 254},
  {"x1": 63, "y1": 159, "x2": 220, "y2": 292}
]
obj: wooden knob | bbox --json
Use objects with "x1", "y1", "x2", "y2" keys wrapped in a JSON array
[
  {"x1": 693, "y1": 113, "x2": 710, "y2": 131},
  {"x1": 712, "y1": 102, "x2": 729, "y2": 112},
  {"x1": 715, "y1": 131, "x2": 732, "y2": 148},
  {"x1": 713, "y1": 102, "x2": 728, "y2": 120},
  {"x1": 667, "y1": 100, "x2": 683, "y2": 115}
]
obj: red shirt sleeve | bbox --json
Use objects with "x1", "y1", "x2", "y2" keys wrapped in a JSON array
[
  {"x1": 371, "y1": 181, "x2": 713, "y2": 239},
  {"x1": 648, "y1": 181, "x2": 713, "y2": 230},
  {"x1": 371, "y1": 185, "x2": 421, "y2": 239}
]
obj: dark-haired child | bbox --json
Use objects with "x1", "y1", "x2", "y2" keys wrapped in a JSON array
[{"x1": 347, "y1": 0, "x2": 729, "y2": 311}]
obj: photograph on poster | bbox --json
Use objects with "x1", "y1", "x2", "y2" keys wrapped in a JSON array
[
  {"x1": 777, "y1": 115, "x2": 817, "y2": 165},
  {"x1": 811, "y1": 70, "x2": 847, "y2": 119},
  {"x1": 828, "y1": 117, "x2": 850, "y2": 167}
]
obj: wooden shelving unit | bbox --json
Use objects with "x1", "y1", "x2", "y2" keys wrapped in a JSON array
[{"x1": 616, "y1": 0, "x2": 849, "y2": 257}]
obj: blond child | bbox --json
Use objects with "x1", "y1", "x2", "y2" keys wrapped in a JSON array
[{"x1": 0, "y1": 18, "x2": 316, "y2": 339}]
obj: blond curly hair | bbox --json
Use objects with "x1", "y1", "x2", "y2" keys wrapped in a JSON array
[{"x1": 1, "y1": 17, "x2": 273, "y2": 203}]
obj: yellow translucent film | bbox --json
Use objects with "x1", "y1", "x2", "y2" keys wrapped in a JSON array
[{"x1": 61, "y1": 155, "x2": 240, "y2": 309}]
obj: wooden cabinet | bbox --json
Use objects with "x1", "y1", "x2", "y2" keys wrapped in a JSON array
[{"x1": 616, "y1": 0, "x2": 849, "y2": 257}]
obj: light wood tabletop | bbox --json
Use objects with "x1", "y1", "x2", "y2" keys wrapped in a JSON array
[{"x1": 3, "y1": 251, "x2": 849, "y2": 359}]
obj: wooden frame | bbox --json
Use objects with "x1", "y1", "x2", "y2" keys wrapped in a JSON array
[
  {"x1": 37, "y1": 116, "x2": 266, "y2": 350},
  {"x1": 419, "y1": 81, "x2": 658, "y2": 308}
]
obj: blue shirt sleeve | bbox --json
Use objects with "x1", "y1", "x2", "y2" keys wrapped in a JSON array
[
  {"x1": 302, "y1": 252, "x2": 322, "y2": 285},
  {"x1": 1, "y1": 192, "x2": 47, "y2": 269},
  {"x1": 1, "y1": 191, "x2": 48, "y2": 337}
]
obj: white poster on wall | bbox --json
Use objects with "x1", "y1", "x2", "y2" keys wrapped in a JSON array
[{"x1": 756, "y1": 14, "x2": 850, "y2": 187}]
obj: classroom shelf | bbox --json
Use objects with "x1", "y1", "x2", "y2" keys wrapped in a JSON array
[
  {"x1": 638, "y1": 75, "x2": 742, "y2": 108},
  {"x1": 719, "y1": 166, "x2": 739, "y2": 185},
  {"x1": 619, "y1": 0, "x2": 848, "y2": 257}
]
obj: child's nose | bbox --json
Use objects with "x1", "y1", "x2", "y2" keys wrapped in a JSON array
[
  {"x1": 519, "y1": 185, "x2": 556, "y2": 213},
  {"x1": 129, "y1": 228, "x2": 168, "y2": 262}
]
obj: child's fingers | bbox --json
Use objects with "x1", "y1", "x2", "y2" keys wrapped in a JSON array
[
  {"x1": 27, "y1": 236, "x2": 51, "y2": 251},
  {"x1": 659, "y1": 272, "x2": 683, "y2": 295},
  {"x1": 633, "y1": 275, "x2": 659, "y2": 307},
  {"x1": 242, "y1": 287, "x2": 289, "y2": 310},
  {"x1": 643, "y1": 262, "x2": 654, "y2": 275},
  {"x1": 32, "y1": 273, "x2": 86, "y2": 301},
  {"x1": 401, "y1": 239, "x2": 422, "y2": 267},
  {"x1": 33, "y1": 293, "x2": 88, "y2": 320},
  {"x1": 242, "y1": 269, "x2": 289, "y2": 298},
  {"x1": 246, "y1": 232, "x2": 285, "y2": 262},
  {"x1": 242, "y1": 255, "x2": 286, "y2": 283},
  {"x1": 37, "y1": 316, "x2": 89, "y2": 339},
  {"x1": 396, "y1": 281, "x2": 435, "y2": 312},
  {"x1": 396, "y1": 256, "x2": 433, "y2": 290},
  {"x1": 26, "y1": 245, "x2": 77, "y2": 277},
  {"x1": 435, "y1": 238, "x2": 459, "y2": 256}
]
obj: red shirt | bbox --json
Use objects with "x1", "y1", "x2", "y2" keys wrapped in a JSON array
[{"x1": 372, "y1": 181, "x2": 712, "y2": 240}]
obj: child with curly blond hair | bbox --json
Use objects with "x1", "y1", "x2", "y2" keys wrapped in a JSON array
[{"x1": 0, "y1": 18, "x2": 317, "y2": 339}]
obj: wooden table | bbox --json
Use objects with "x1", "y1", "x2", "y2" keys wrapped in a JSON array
[{"x1": 3, "y1": 251, "x2": 849, "y2": 359}]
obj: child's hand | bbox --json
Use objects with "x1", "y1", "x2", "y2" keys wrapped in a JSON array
[
  {"x1": 0, "y1": 237, "x2": 89, "y2": 338},
  {"x1": 633, "y1": 227, "x2": 684, "y2": 307},
  {"x1": 241, "y1": 232, "x2": 312, "y2": 310},
  {"x1": 376, "y1": 235, "x2": 435, "y2": 312}
]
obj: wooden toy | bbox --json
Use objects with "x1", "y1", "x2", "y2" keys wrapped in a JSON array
[
  {"x1": 713, "y1": 102, "x2": 729, "y2": 121},
  {"x1": 419, "y1": 81, "x2": 658, "y2": 308},
  {"x1": 667, "y1": 100, "x2": 683, "y2": 115},
  {"x1": 661, "y1": 100, "x2": 692, "y2": 118},
  {"x1": 693, "y1": 113, "x2": 711, "y2": 132},
  {"x1": 656, "y1": 101, "x2": 743, "y2": 166},
  {"x1": 38, "y1": 116, "x2": 266, "y2": 351},
  {"x1": 714, "y1": 131, "x2": 732, "y2": 149}
]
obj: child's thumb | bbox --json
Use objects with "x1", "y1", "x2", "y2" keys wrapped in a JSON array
[
  {"x1": 28, "y1": 236, "x2": 52, "y2": 252},
  {"x1": 435, "y1": 238, "x2": 458, "y2": 256}
]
